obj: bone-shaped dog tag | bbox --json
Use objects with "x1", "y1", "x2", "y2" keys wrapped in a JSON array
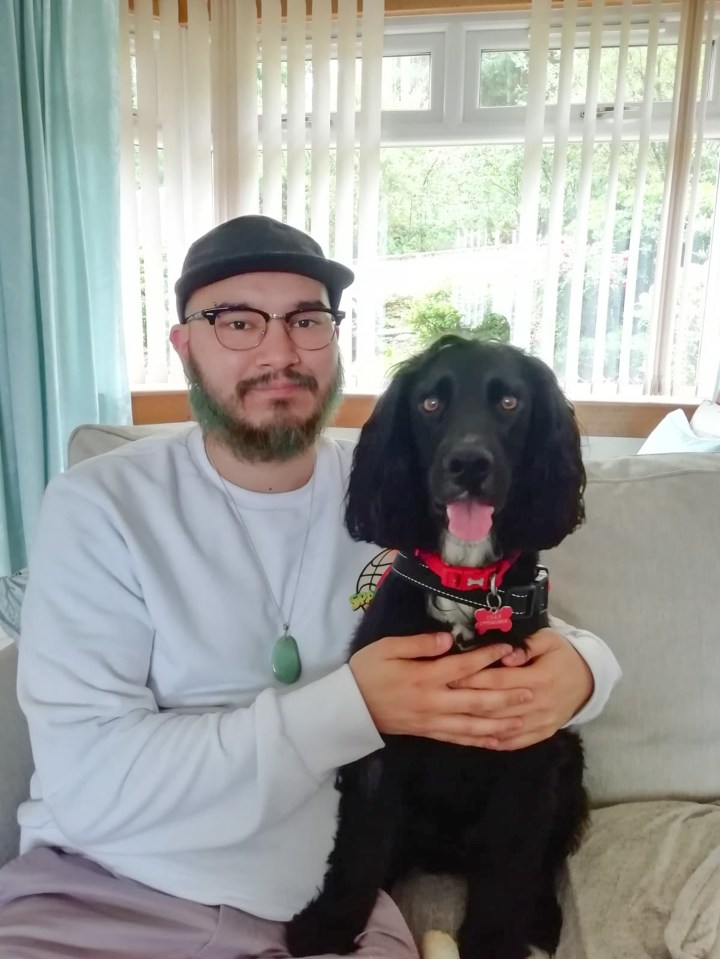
[{"x1": 475, "y1": 606, "x2": 513, "y2": 635}]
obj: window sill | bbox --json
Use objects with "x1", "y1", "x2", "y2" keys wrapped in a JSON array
[{"x1": 130, "y1": 390, "x2": 700, "y2": 438}]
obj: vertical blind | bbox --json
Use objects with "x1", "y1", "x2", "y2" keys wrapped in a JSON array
[
  {"x1": 122, "y1": 0, "x2": 384, "y2": 387},
  {"x1": 121, "y1": 0, "x2": 720, "y2": 399},
  {"x1": 520, "y1": 0, "x2": 719, "y2": 396}
]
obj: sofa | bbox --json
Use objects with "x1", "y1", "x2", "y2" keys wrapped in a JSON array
[{"x1": 1, "y1": 423, "x2": 720, "y2": 959}]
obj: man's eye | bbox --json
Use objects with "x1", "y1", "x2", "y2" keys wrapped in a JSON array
[
  {"x1": 421, "y1": 396, "x2": 442, "y2": 413},
  {"x1": 500, "y1": 395, "x2": 519, "y2": 411}
]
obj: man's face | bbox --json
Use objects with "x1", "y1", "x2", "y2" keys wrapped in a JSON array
[{"x1": 170, "y1": 271, "x2": 343, "y2": 461}]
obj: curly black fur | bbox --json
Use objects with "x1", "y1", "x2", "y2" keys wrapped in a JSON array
[{"x1": 287, "y1": 337, "x2": 589, "y2": 959}]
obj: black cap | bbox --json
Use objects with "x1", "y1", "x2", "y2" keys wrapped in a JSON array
[{"x1": 174, "y1": 215, "x2": 354, "y2": 321}]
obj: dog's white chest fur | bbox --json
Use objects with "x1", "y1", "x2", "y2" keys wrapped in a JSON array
[{"x1": 429, "y1": 534, "x2": 496, "y2": 645}]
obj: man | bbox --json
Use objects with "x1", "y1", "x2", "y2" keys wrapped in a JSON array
[{"x1": 0, "y1": 215, "x2": 621, "y2": 958}]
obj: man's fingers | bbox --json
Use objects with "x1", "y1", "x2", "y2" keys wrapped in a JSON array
[
  {"x1": 492, "y1": 724, "x2": 556, "y2": 751},
  {"x1": 429, "y1": 733, "x2": 502, "y2": 749},
  {"x1": 434, "y1": 643, "x2": 513, "y2": 684},
  {"x1": 501, "y1": 647, "x2": 531, "y2": 666},
  {"x1": 425, "y1": 712, "x2": 523, "y2": 742},
  {"x1": 444, "y1": 687, "x2": 533, "y2": 714},
  {"x1": 379, "y1": 632, "x2": 453, "y2": 660}
]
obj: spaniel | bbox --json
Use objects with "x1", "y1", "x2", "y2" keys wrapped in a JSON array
[{"x1": 288, "y1": 336, "x2": 589, "y2": 959}]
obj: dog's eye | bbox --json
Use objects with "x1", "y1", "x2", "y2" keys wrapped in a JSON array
[
  {"x1": 500, "y1": 395, "x2": 519, "y2": 411},
  {"x1": 420, "y1": 396, "x2": 442, "y2": 414}
]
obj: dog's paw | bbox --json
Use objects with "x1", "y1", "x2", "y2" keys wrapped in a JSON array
[
  {"x1": 450, "y1": 623, "x2": 475, "y2": 647},
  {"x1": 527, "y1": 891, "x2": 562, "y2": 954},
  {"x1": 285, "y1": 909, "x2": 359, "y2": 957}
]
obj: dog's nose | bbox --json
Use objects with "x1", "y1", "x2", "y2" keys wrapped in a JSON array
[{"x1": 445, "y1": 447, "x2": 494, "y2": 480}]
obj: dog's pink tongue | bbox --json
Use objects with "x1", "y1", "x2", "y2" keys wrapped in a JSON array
[{"x1": 446, "y1": 501, "x2": 494, "y2": 541}]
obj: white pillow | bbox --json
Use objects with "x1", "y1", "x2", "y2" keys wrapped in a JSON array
[
  {"x1": 690, "y1": 400, "x2": 720, "y2": 438},
  {"x1": 637, "y1": 408, "x2": 720, "y2": 455}
]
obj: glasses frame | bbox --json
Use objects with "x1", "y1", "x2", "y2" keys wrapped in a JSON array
[{"x1": 182, "y1": 305, "x2": 345, "y2": 352}]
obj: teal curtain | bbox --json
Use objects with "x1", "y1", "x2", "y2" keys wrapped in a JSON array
[{"x1": 0, "y1": 0, "x2": 130, "y2": 576}]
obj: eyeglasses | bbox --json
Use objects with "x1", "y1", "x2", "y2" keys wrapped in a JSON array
[{"x1": 182, "y1": 306, "x2": 344, "y2": 351}]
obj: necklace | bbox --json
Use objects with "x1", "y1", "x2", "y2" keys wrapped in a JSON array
[{"x1": 211, "y1": 453, "x2": 316, "y2": 685}]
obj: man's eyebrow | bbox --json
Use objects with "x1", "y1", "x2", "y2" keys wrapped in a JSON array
[
  {"x1": 210, "y1": 299, "x2": 331, "y2": 311},
  {"x1": 294, "y1": 299, "x2": 331, "y2": 310}
]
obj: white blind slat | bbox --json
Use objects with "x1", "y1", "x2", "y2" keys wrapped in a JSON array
[
  {"x1": 355, "y1": 0, "x2": 384, "y2": 382},
  {"x1": 236, "y1": 1, "x2": 260, "y2": 216},
  {"x1": 158, "y1": 0, "x2": 186, "y2": 304},
  {"x1": 210, "y1": 0, "x2": 237, "y2": 222},
  {"x1": 675, "y1": 0, "x2": 715, "y2": 395},
  {"x1": 286, "y1": 0, "x2": 307, "y2": 230},
  {"x1": 119, "y1": 2, "x2": 144, "y2": 385},
  {"x1": 591, "y1": 0, "x2": 632, "y2": 392},
  {"x1": 515, "y1": 0, "x2": 552, "y2": 351},
  {"x1": 563, "y1": 0, "x2": 605, "y2": 389},
  {"x1": 648, "y1": 0, "x2": 706, "y2": 393},
  {"x1": 618, "y1": 0, "x2": 662, "y2": 391},
  {"x1": 135, "y1": 0, "x2": 168, "y2": 385},
  {"x1": 184, "y1": 0, "x2": 213, "y2": 238},
  {"x1": 261, "y1": 0, "x2": 284, "y2": 221},
  {"x1": 310, "y1": 0, "x2": 332, "y2": 254},
  {"x1": 539, "y1": 0, "x2": 578, "y2": 369},
  {"x1": 158, "y1": 0, "x2": 190, "y2": 383},
  {"x1": 334, "y1": 0, "x2": 358, "y2": 360}
]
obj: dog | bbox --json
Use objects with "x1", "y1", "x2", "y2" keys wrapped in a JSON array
[{"x1": 286, "y1": 336, "x2": 589, "y2": 959}]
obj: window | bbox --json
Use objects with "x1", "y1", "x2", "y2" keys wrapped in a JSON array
[{"x1": 122, "y1": 0, "x2": 720, "y2": 400}]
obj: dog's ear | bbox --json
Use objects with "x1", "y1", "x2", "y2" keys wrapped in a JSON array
[
  {"x1": 345, "y1": 364, "x2": 432, "y2": 549},
  {"x1": 501, "y1": 356, "x2": 586, "y2": 551}
]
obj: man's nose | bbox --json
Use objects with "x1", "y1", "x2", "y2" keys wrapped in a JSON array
[{"x1": 254, "y1": 317, "x2": 299, "y2": 368}]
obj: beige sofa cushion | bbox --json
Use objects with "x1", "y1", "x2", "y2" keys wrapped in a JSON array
[
  {"x1": 67, "y1": 422, "x2": 192, "y2": 467},
  {"x1": 0, "y1": 644, "x2": 33, "y2": 867},
  {"x1": 546, "y1": 453, "x2": 720, "y2": 807},
  {"x1": 557, "y1": 800, "x2": 720, "y2": 959}
]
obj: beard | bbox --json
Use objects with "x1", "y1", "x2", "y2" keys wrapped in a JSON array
[{"x1": 185, "y1": 352, "x2": 344, "y2": 463}]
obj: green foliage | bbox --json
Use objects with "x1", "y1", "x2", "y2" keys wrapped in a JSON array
[
  {"x1": 477, "y1": 312, "x2": 511, "y2": 344},
  {"x1": 405, "y1": 289, "x2": 463, "y2": 345},
  {"x1": 390, "y1": 290, "x2": 511, "y2": 357}
]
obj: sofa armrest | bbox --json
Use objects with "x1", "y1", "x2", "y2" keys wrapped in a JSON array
[{"x1": 0, "y1": 643, "x2": 33, "y2": 867}]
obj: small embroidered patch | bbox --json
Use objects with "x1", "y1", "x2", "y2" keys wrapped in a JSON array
[{"x1": 349, "y1": 589, "x2": 376, "y2": 611}]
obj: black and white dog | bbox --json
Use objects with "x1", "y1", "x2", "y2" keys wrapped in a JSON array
[{"x1": 287, "y1": 336, "x2": 589, "y2": 959}]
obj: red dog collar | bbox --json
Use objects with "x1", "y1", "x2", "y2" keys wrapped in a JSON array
[{"x1": 414, "y1": 549, "x2": 520, "y2": 591}]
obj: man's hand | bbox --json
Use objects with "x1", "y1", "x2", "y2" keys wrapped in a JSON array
[
  {"x1": 349, "y1": 633, "x2": 534, "y2": 749},
  {"x1": 451, "y1": 628, "x2": 594, "y2": 750}
]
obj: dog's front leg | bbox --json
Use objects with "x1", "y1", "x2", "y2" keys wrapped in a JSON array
[
  {"x1": 456, "y1": 762, "x2": 558, "y2": 959},
  {"x1": 286, "y1": 753, "x2": 402, "y2": 957}
]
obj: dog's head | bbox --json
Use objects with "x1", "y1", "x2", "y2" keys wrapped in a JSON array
[{"x1": 346, "y1": 335, "x2": 585, "y2": 555}]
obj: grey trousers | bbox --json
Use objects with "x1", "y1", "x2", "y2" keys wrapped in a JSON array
[{"x1": 0, "y1": 846, "x2": 419, "y2": 959}]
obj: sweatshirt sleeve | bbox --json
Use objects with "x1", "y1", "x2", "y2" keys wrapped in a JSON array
[
  {"x1": 548, "y1": 614, "x2": 622, "y2": 726},
  {"x1": 17, "y1": 475, "x2": 383, "y2": 855}
]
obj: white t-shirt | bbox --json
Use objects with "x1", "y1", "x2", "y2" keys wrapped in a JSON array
[{"x1": 16, "y1": 427, "x2": 620, "y2": 919}]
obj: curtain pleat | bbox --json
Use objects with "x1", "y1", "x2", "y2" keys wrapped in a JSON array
[{"x1": 0, "y1": 0, "x2": 129, "y2": 574}]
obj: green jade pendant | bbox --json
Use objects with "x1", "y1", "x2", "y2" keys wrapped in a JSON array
[{"x1": 272, "y1": 632, "x2": 302, "y2": 684}]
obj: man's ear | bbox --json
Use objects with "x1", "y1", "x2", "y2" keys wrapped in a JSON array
[{"x1": 169, "y1": 323, "x2": 189, "y2": 363}]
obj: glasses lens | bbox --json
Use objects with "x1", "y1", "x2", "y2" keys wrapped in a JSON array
[
  {"x1": 286, "y1": 310, "x2": 336, "y2": 349},
  {"x1": 214, "y1": 311, "x2": 265, "y2": 350}
]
